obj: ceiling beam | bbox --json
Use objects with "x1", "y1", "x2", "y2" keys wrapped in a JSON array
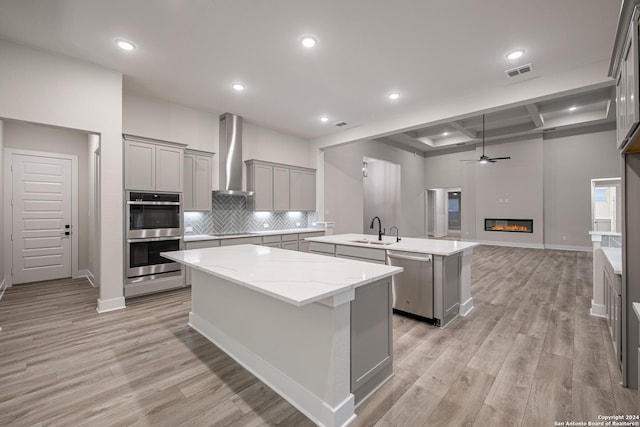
[
  {"x1": 387, "y1": 132, "x2": 435, "y2": 148},
  {"x1": 449, "y1": 121, "x2": 477, "y2": 138},
  {"x1": 525, "y1": 104, "x2": 545, "y2": 127}
]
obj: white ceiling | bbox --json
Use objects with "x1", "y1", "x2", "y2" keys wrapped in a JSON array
[{"x1": 0, "y1": 0, "x2": 622, "y2": 148}]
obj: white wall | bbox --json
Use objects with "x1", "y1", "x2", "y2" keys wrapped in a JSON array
[
  {"x1": 3, "y1": 121, "x2": 90, "y2": 271},
  {"x1": 123, "y1": 91, "x2": 313, "y2": 192},
  {"x1": 475, "y1": 137, "x2": 544, "y2": 247},
  {"x1": 324, "y1": 140, "x2": 425, "y2": 237},
  {"x1": 543, "y1": 128, "x2": 620, "y2": 248},
  {"x1": 0, "y1": 40, "x2": 123, "y2": 311},
  {"x1": 423, "y1": 127, "x2": 620, "y2": 249}
]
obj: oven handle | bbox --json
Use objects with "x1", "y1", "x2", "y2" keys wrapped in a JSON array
[
  {"x1": 127, "y1": 236, "x2": 183, "y2": 243},
  {"x1": 127, "y1": 201, "x2": 181, "y2": 206}
]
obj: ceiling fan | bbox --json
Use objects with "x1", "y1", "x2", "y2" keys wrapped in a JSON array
[{"x1": 461, "y1": 114, "x2": 511, "y2": 164}]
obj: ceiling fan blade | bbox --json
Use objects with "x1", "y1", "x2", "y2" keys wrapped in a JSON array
[{"x1": 488, "y1": 156, "x2": 511, "y2": 160}]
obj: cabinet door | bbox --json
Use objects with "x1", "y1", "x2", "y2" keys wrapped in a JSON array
[
  {"x1": 617, "y1": 72, "x2": 627, "y2": 149},
  {"x1": 291, "y1": 169, "x2": 315, "y2": 211},
  {"x1": 252, "y1": 164, "x2": 274, "y2": 211},
  {"x1": 282, "y1": 240, "x2": 298, "y2": 251},
  {"x1": 195, "y1": 155, "x2": 213, "y2": 210},
  {"x1": 625, "y1": 31, "x2": 639, "y2": 138},
  {"x1": 302, "y1": 171, "x2": 316, "y2": 211},
  {"x1": 156, "y1": 145, "x2": 184, "y2": 192},
  {"x1": 273, "y1": 167, "x2": 290, "y2": 211},
  {"x1": 124, "y1": 140, "x2": 155, "y2": 190},
  {"x1": 183, "y1": 154, "x2": 195, "y2": 210}
]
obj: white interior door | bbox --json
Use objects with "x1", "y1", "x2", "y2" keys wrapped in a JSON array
[{"x1": 11, "y1": 153, "x2": 72, "y2": 284}]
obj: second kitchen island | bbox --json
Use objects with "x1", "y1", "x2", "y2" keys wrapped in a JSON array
[{"x1": 161, "y1": 244, "x2": 402, "y2": 427}]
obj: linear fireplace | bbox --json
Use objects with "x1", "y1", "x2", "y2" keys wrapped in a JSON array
[{"x1": 485, "y1": 218, "x2": 533, "y2": 233}]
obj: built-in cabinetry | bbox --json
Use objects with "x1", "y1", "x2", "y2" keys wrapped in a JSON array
[
  {"x1": 604, "y1": 253, "x2": 623, "y2": 371},
  {"x1": 610, "y1": 0, "x2": 640, "y2": 389},
  {"x1": 615, "y1": 7, "x2": 640, "y2": 149},
  {"x1": 123, "y1": 134, "x2": 185, "y2": 192},
  {"x1": 184, "y1": 149, "x2": 214, "y2": 211},
  {"x1": 245, "y1": 159, "x2": 316, "y2": 211}
]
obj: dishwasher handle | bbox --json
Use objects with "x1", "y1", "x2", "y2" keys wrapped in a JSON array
[{"x1": 387, "y1": 252, "x2": 432, "y2": 263}]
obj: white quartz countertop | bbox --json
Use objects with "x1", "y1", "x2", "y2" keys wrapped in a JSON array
[
  {"x1": 184, "y1": 228, "x2": 324, "y2": 242},
  {"x1": 305, "y1": 233, "x2": 479, "y2": 256},
  {"x1": 602, "y1": 247, "x2": 622, "y2": 275},
  {"x1": 162, "y1": 244, "x2": 402, "y2": 306}
]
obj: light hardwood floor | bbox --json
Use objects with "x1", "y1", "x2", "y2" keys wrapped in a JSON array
[{"x1": 0, "y1": 246, "x2": 637, "y2": 426}]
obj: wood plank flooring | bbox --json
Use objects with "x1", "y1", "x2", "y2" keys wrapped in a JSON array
[{"x1": 0, "y1": 245, "x2": 637, "y2": 426}]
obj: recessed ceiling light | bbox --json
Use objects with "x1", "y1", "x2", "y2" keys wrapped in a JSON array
[
  {"x1": 320, "y1": 116, "x2": 329, "y2": 122},
  {"x1": 569, "y1": 106, "x2": 577, "y2": 111},
  {"x1": 231, "y1": 83, "x2": 246, "y2": 91},
  {"x1": 388, "y1": 92, "x2": 400, "y2": 100},
  {"x1": 506, "y1": 49, "x2": 525, "y2": 60},
  {"x1": 300, "y1": 35, "x2": 318, "y2": 48},
  {"x1": 443, "y1": 132, "x2": 449, "y2": 136},
  {"x1": 115, "y1": 39, "x2": 136, "y2": 51}
]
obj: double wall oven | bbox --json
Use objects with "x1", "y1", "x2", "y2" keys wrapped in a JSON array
[{"x1": 125, "y1": 191, "x2": 184, "y2": 296}]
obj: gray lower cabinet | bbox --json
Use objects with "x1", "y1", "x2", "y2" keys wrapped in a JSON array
[
  {"x1": 604, "y1": 260, "x2": 622, "y2": 371},
  {"x1": 184, "y1": 239, "x2": 221, "y2": 286},
  {"x1": 351, "y1": 278, "x2": 393, "y2": 405}
]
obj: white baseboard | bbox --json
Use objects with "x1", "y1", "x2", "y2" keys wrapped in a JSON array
[
  {"x1": 476, "y1": 240, "x2": 545, "y2": 249},
  {"x1": 544, "y1": 244, "x2": 592, "y2": 252},
  {"x1": 189, "y1": 311, "x2": 355, "y2": 427},
  {"x1": 85, "y1": 270, "x2": 98, "y2": 288},
  {"x1": 96, "y1": 296, "x2": 126, "y2": 313},
  {"x1": 459, "y1": 297, "x2": 474, "y2": 316},
  {"x1": 74, "y1": 269, "x2": 89, "y2": 280},
  {"x1": 590, "y1": 302, "x2": 607, "y2": 318}
]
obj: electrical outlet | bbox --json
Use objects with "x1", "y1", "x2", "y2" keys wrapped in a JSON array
[
  {"x1": 296, "y1": 222, "x2": 301, "y2": 227},
  {"x1": 263, "y1": 223, "x2": 269, "y2": 228},
  {"x1": 562, "y1": 235, "x2": 567, "y2": 241},
  {"x1": 185, "y1": 226, "x2": 193, "y2": 232}
]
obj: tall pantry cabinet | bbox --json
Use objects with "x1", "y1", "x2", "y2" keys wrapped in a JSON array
[{"x1": 610, "y1": 0, "x2": 640, "y2": 389}]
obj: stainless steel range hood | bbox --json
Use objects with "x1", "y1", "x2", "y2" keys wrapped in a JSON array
[{"x1": 214, "y1": 113, "x2": 254, "y2": 196}]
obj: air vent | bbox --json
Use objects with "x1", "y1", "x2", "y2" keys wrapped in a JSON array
[
  {"x1": 334, "y1": 121, "x2": 348, "y2": 127},
  {"x1": 504, "y1": 63, "x2": 533, "y2": 78}
]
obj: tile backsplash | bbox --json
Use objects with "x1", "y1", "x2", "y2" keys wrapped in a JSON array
[
  {"x1": 184, "y1": 194, "x2": 319, "y2": 235},
  {"x1": 601, "y1": 234, "x2": 622, "y2": 248}
]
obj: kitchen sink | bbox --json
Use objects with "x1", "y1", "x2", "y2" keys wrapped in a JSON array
[{"x1": 349, "y1": 239, "x2": 395, "y2": 246}]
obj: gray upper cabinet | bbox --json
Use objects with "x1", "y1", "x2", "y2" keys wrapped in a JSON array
[
  {"x1": 184, "y1": 149, "x2": 214, "y2": 211},
  {"x1": 246, "y1": 159, "x2": 316, "y2": 212},
  {"x1": 124, "y1": 135, "x2": 186, "y2": 192},
  {"x1": 290, "y1": 168, "x2": 316, "y2": 211},
  {"x1": 273, "y1": 166, "x2": 290, "y2": 211},
  {"x1": 246, "y1": 161, "x2": 274, "y2": 211},
  {"x1": 615, "y1": 8, "x2": 640, "y2": 149}
]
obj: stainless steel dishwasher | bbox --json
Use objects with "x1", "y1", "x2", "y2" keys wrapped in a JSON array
[{"x1": 386, "y1": 250, "x2": 433, "y2": 320}]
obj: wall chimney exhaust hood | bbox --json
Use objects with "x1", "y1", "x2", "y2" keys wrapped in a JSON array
[{"x1": 214, "y1": 113, "x2": 254, "y2": 196}]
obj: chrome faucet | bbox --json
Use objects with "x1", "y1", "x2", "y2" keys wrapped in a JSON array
[
  {"x1": 370, "y1": 216, "x2": 385, "y2": 241},
  {"x1": 389, "y1": 226, "x2": 401, "y2": 242}
]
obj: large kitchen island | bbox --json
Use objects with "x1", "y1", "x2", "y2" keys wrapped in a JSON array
[
  {"x1": 161, "y1": 244, "x2": 402, "y2": 427},
  {"x1": 306, "y1": 233, "x2": 479, "y2": 327}
]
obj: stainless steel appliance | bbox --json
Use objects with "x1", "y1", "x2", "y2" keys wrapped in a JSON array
[
  {"x1": 126, "y1": 191, "x2": 182, "y2": 238},
  {"x1": 386, "y1": 250, "x2": 434, "y2": 320},
  {"x1": 213, "y1": 113, "x2": 254, "y2": 196},
  {"x1": 126, "y1": 236, "x2": 182, "y2": 279},
  {"x1": 125, "y1": 191, "x2": 184, "y2": 297}
]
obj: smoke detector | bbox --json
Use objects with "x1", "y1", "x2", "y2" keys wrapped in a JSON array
[{"x1": 504, "y1": 63, "x2": 532, "y2": 78}]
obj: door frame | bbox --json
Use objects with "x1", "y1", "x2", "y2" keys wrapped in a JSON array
[{"x1": 3, "y1": 148, "x2": 79, "y2": 287}]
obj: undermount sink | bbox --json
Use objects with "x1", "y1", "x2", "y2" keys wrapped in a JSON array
[{"x1": 349, "y1": 239, "x2": 395, "y2": 246}]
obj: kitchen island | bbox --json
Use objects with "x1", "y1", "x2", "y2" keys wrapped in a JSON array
[
  {"x1": 306, "y1": 233, "x2": 479, "y2": 327},
  {"x1": 161, "y1": 244, "x2": 402, "y2": 427}
]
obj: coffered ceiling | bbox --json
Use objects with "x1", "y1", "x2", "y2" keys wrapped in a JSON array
[{"x1": 0, "y1": 0, "x2": 622, "y2": 150}]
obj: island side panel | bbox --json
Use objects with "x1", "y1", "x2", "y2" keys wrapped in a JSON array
[
  {"x1": 188, "y1": 269, "x2": 355, "y2": 427},
  {"x1": 351, "y1": 278, "x2": 393, "y2": 406},
  {"x1": 459, "y1": 247, "x2": 475, "y2": 316}
]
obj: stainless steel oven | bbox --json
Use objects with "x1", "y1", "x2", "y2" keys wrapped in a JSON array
[
  {"x1": 126, "y1": 236, "x2": 182, "y2": 280},
  {"x1": 126, "y1": 191, "x2": 182, "y2": 238}
]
